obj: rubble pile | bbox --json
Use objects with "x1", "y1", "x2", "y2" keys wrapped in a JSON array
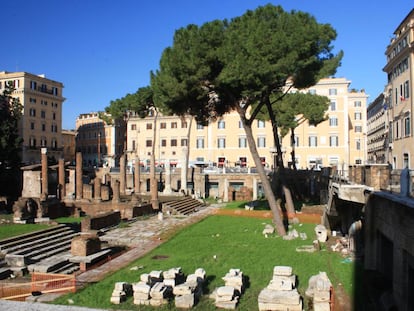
[
  {"x1": 210, "y1": 268, "x2": 244, "y2": 310},
  {"x1": 305, "y1": 272, "x2": 332, "y2": 311},
  {"x1": 110, "y1": 282, "x2": 132, "y2": 304}
]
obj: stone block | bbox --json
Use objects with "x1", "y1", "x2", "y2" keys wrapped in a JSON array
[
  {"x1": 314, "y1": 290, "x2": 330, "y2": 302},
  {"x1": 133, "y1": 298, "x2": 151, "y2": 305},
  {"x1": 314, "y1": 301, "x2": 331, "y2": 311},
  {"x1": 71, "y1": 236, "x2": 101, "y2": 256},
  {"x1": 273, "y1": 265, "x2": 293, "y2": 276},
  {"x1": 174, "y1": 284, "x2": 193, "y2": 296},
  {"x1": 258, "y1": 288, "x2": 301, "y2": 305},
  {"x1": 175, "y1": 294, "x2": 195, "y2": 309},
  {"x1": 267, "y1": 275, "x2": 296, "y2": 291},
  {"x1": 258, "y1": 300, "x2": 303, "y2": 311}
]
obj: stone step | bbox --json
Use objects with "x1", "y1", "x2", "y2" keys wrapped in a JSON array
[
  {"x1": 27, "y1": 252, "x2": 73, "y2": 273},
  {"x1": 53, "y1": 262, "x2": 80, "y2": 275},
  {"x1": 11, "y1": 232, "x2": 78, "y2": 257},
  {"x1": 0, "y1": 225, "x2": 76, "y2": 254},
  {"x1": 2, "y1": 229, "x2": 78, "y2": 255},
  {"x1": 0, "y1": 267, "x2": 12, "y2": 280}
]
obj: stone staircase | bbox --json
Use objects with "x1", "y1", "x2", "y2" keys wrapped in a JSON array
[
  {"x1": 0, "y1": 224, "x2": 81, "y2": 279},
  {"x1": 162, "y1": 196, "x2": 205, "y2": 216}
]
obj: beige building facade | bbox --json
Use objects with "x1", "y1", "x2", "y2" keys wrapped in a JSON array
[
  {"x1": 75, "y1": 112, "x2": 126, "y2": 167},
  {"x1": 126, "y1": 77, "x2": 367, "y2": 173},
  {"x1": 383, "y1": 9, "x2": 414, "y2": 170},
  {"x1": 367, "y1": 94, "x2": 389, "y2": 164},
  {"x1": 0, "y1": 71, "x2": 65, "y2": 164}
]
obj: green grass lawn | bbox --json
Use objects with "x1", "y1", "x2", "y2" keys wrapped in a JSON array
[{"x1": 53, "y1": 215, "x2": 355, "y2": 310}]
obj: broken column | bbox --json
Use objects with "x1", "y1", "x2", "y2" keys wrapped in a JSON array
[
  {"x1": 119, "y1": 153, "x2": 126, "y2": 195},
  {"x1": 112, "y1": 180, "x2": 120, "y2": 204},
  {"x1": 134, "y1": 156, "x2": 141, "y2": 194},
  {"x1": 163, "y1": 159, "x2": 172, "y2": 194},
  {"x1": 180, "y1": 147, "x2": 188, "y2": 193},
  {"x1": 75, "y1": 152, "x2": 83, "y2": 200},
  {"x1": 58, "y1": 158, "x2": 65, "y2": 199},
  {"x1": 94, "y1": 177, "x2": 102, "y2": 202},
  {"x1": 41, "y1": 147, "x2": 48, "y2": 200}
]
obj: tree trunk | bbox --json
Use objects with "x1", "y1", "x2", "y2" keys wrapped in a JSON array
[
  {"x1": 241, "y1": 115, "x2": 286, "y2": 236},
  {"x1": 290, "y1": 128, "x2": 297, "y2": 170},
  {"x1": 265, "y1": 99, "x2": 296, "y2": 219},
  {"x1": 150, "y1": 109, "x2": 159, "y2": 210}
]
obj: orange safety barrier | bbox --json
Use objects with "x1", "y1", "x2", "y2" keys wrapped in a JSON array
[{"x1": 0, "y1": 273, "x2": 76, "y2": 301}]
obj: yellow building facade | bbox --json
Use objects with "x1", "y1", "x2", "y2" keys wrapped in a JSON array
[
  {"x1": 127, "y1": 77, "x2": 367, "y2": 173},
  {"x1": 383, "y1": 9, "x2": 414, "y2": 169},
  {"x1": 0, "y1": 71, "x2": 64, "y2": 164}
]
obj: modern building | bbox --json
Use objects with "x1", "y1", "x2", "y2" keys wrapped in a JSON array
[
  {"x1": 75, "y1": 112, "x2": 126, "y2": 167},
  {"x1": 0, "y1": 71, "x2": 65, "y2": 164},
  {"x1": 382, "y1": 9, "x2": 414, "y2": 169},
  {"x1": 126, "y1": 77, "x2": 367, "y2": 173}
]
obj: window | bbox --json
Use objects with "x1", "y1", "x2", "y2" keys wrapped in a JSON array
[
  {"x1": 41, "y1": 111, "x2": 46, "y2": 119},
  {"x1": 30, "y1": 122, "x2": 35, "y2": 130},
  {"x1": 197, "y1": 123, "x2": 204, "y2": 130},
  {"x1": 40, "y1": 137, "x2": 47, "y2": 147},
  {"x1": 308, "y1": 89, "x2": 316, "y2": 95},
  {"x1": 404, "y1": 80, "x2": 410, "y2": 99},
  {"x1": 52, "y1": 87, "x2": 58, "y2": 96},
  {"x1": 329, "y1": 117, "x2": 338, "y2": 126},
  {"x1": 171, "y1": 122, "x2": 177, "y2": 128},
  {"x1": 403, "y1": 153, "x2": 409, "y2": 168},
  {"x1": 356, "y1": 139, "x2": 361, "y2": 150},
  {"x1": 181, "y1": 138, "x2": 188, "y2": 146},
  {"x1": 160, "y1": 122, "x2": 166, "y2": 129},
  {"x1": 52, "y1": 112, "x2": 56, "y2": 120},
  {"x1": 329, "y1": 136, "x2": 339, "y2": 146},
  {"x1": 171, "y1": 139, "x2": 177, "y2": 147},
  {"x1": 30, "y1": 81, "x2": 37, "y2": 90},
  {"x1": 354, "y1": 112, "x2": 362, "y2": 120},
  {"x1": 257, "y1": 120, "x2": 265, "y2": 128},
  {"x1": 181, "y1": 121, "x2": 187, "y2": 128},
  {"x1": 330, "y1": 102, "x2": 336, "y2": 111},
  {"x1": 217, "y1": 138, "x2": 226, "y2": 148},
  {"x1": 405, "y1": 117, "x2": 411, "y2": 137},
  {"x1": 239, "y1": 157, "x2": 247, "y2": 167},
  {"x1": 42, "y1": 123, "x2": 46, "y2": 131},
  {"x1": 161, "y1": 139, "x2": 167, "y2": 147},
  {"x1": 146, "y1": 140, "x2": 152, "y2": 147},
  {"x1": 257, "y1": 137, "x2": 266, "y2": 148},
  {"x1": 239, "y1": 137, "x2": 247, "y2": 148},
  {"x1": 131, "y1": 124, "x2": 136, "y2": 130},
  {"x1": 51, "y1": 139, "x2": 57, "y2": 149},
  {"x1": 354, "y1": 101, "x2": 362, "y2": 107},
  {"x1": 146, "y1": 123, "x2": 152, "y2": 130},
  {"x1": 355, "y1": 126, "x2": 362, "y2": 133},
  {"x1": 29, "y1": 108, "x2": 36, "y2": 117},
  {"x1": 196, "y1": 137, "x2": 204, "y2": 148},
  {"x1": 30, "y1": 98, "x2": 36, "y2": 104},
  {"x1": 309, "y1": 136, "x2": 317, "y2": 147},
  {"x1": 293, "y1": 136, "x2": 299, "y2": 147},
  {"x1": 29, "y1": 137, "x2": 36, "y2": 148},
  {"x1": 218, "y1": 120, "x2": 225, "y2": 129},
  {"x1": 239, "y1": 121, "x2": 243, "y2": 128},
  {"x1": 329, "y1": 88, "x2": 337, "y2": 95},
  {"x1": 132, "y1": 140, "x2": 136, "y2": 151}
]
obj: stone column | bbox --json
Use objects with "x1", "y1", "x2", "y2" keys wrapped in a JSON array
[
  {"x1": 163, "y1": 160, "x2": 172, "y2": 194},
  {"x1": 94, "y1": 177, "x2": 102, "y2": 202},
  {"x1": 134, "y1": 157, "x2": 140, "y2": 194},
  {"x1": 112, "y1": 179, "x2": 120, "y2": 203},
  {"x1": 41, "y1": 148, "x2": 48, "y2": 200},
  {"x1": 180, "y1": 147, "x2": 188, "y2": 193},
  {"x1": 223, "y1": 178, "x2": 229, "y2": 202},
  {"x1": 58, "y1": 158, "x2": 65, "y2": 200},
  {"x1": 76, "y1": 152, "x2": 83, "y2": 200},
  {"x1": 120, "y1": 154, "x2": 126, "y2": 195},
  {"x1": 253, "y1": 177, "x2": 258, "y2": 200}
]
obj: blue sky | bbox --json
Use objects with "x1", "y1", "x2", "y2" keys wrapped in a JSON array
[{"x1": 2, "y1": 1, "x2": 413, "y2": 129}]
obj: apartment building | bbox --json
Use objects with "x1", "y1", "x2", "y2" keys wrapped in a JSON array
[
  {"x1": 61, "y1": 129, "x2": 76, "y2": 164},
  {"x1": 126, "y1": 77, "x2": 367, "y2": 172},
  {"x1": 0, "y1": 71, "x2": 65, "y2": 164},
  {"x1": 367, "y1": 94, "x2": 389, "y2": 164},
  {"x1": 382, "y1": 9, "x2": 414, "y2": 169},
  {"x1": 75, "y1": 112, "x2": 126, "y2": 167}
]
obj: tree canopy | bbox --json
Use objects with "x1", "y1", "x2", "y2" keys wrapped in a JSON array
[
  {"x1": 0, "y1": 84, "x2": 22, "y2": 169},
  {"x1": 149, "y1": 4, "x2": 342, "y2": 235}
]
